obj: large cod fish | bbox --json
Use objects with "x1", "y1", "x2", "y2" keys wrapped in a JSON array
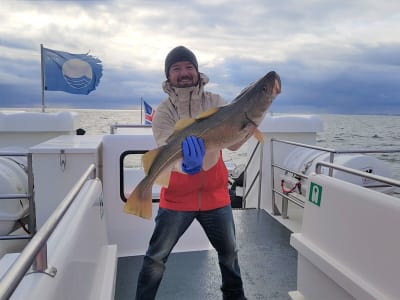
[{"x1": 125, "y1": 71, "x2": 281, "y2": 219}]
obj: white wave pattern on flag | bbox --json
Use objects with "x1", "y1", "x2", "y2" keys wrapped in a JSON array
[
  {"x1": 64, "y1": 75, "x2": 92, "y2": 89},
  {"x1": 62, "y1": 58, "x2": 93, "y2": 89}
]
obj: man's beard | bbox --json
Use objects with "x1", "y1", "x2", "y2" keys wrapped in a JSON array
[{"x1": 175, "y1": 76, "x2": 198, "y2": 88}]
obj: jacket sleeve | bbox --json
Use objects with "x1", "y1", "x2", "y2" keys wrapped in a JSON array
[
  {"x1": 151, "y1": 102, "x2": 184, "y2": 173},
  {"x1": 208, "y1": 92, "x2": 227, "y2": 107},
  {"x1": 152, "y1": 104, "x2": 175, "y2": 147}
]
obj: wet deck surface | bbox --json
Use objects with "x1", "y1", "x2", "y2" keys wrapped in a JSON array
[{"x1": 115, "y1": 209, "x2": 297, "y2": 300}]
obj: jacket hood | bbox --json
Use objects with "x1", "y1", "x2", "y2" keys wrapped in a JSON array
[{"x1": 162, "y1": 72, "x2": 209, "y2": 105}]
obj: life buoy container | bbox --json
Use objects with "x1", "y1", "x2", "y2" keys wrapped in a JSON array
[
  {"x1": 0, "y1": 148, "x2": 30, "y2": 235},
  {"x1": 280, "y1": 148, "x2": 395, "y2": 196}
]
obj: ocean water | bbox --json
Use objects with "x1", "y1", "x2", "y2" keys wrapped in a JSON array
[
  {"x1": 4, "y1": 108, "x2": 400, "y2": 180},
  {"x1": 69, "y1": 109, "x2": 400, "y2": 180},
  {"x1": 316, "y1": 114, "x2": 400, "y2": 179}
]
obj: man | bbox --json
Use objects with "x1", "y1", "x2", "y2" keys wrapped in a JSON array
[{"x1": 135, "y1": 46, "x2": 246, "y2": 300}]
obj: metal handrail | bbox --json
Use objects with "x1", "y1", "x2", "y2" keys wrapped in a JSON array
[
  {"x1": 316, "y1": 161, "x2": 400, "y2": 188},
  {"x1": 0, "y1": 152, "x2": 35, "y2": 240},
  {"x1": 0, "y1": 194, "x2": 29, "y2": 200},
  {"x1": 271, "y1": 138, "x2": 400, "y2": 157},
  {"x1": 270, "y1": 138, "x2": 400, "y2": 218},
  {"x1": 0, "y1": 164, "x2": 96, "y2": 300},
  {"x1": 271, "y1": 139, "x2": 336, "y2": 176},
  {"x1": 271, "y1": 139, "x2": 337, "y2": 153},
  {"x1": 110, "y1": 123, "x2": 151, "y2": 134},
  {"x1": 241, "y1": 137, "x2": 400, "y2": 219}
]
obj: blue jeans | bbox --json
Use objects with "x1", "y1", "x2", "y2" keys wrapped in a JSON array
[{"x1": 135, "y1": 205, "x2": 246, "y2": 300}]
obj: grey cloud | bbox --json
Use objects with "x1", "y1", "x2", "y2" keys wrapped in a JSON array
[{"x1": 0, "y1": 0, "x2": 399, "y2": 114}]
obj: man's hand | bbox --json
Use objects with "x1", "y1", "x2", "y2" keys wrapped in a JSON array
[{"x1": 181, "y1": 136, "x2": 205, "y2": 175}]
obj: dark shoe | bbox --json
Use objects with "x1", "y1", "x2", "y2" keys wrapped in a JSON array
[{"x1": 222, "y1": 290, "x2": 247, "y2": 300}]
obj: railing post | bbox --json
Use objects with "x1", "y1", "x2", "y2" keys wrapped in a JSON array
[
  {"x1": 30, "y1": 244, "x2": 57, "y2": 277},
  {"x1": 270, "y1": 139, "x2": 278, "y2": 215},
  {"x1": 328, "y1": 151, "x2": 335, "y2": 176},
  {"x1": 316, "y1": 163, "x2": 322, "y2": 174},
  {"x1": 257, "y1": 141, "x2": 264, "y2": 209}
]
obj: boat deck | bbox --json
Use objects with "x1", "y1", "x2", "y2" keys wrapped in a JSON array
[{"x1": 115, "y1": 209, "x2": 297, "y2": 300}]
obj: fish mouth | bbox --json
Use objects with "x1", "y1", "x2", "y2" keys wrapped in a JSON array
[
  {"x1": 267, "y1": 71, "x2": 281, "y2": 95},
  {"x1": 261, "y1": 71, "x2": 281, "y2": 97},
  {"x1": 274, "y1": 78, "x2": 281, "y2": 95}
]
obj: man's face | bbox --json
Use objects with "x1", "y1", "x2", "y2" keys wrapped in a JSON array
[{"x1": 168, "y1": 61, "x2": 199, "y2": 88}]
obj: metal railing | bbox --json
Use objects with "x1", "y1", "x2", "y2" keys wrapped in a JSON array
[
  {"x1": 0, "y1": 164, "x2": 96, "y2": 300},
  {"x1": 242, "y1": 142, "x2": 264, "y2": 209},
  {"x1": 0, "y1": 152, "x2": 35, "y2": 240},
  {"x1": 316, "y1": 161, "x2": 400, "y2": 188},
  {"x1": 270, "y1": 138, "x2": 400, "y2": 218},
  {"x1": 110, "y1": 124, "x2": 151, "y2": 134}
]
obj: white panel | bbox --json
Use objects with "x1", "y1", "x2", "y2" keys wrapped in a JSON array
[
  {"x1": 291, "y1": 173, "x2": 400, "y2": 299},
  {"x1": 31, "y1": 135, "x2": 101, "y2": 228}
]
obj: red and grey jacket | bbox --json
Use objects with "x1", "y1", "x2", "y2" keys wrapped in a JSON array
[
  {"x1": 154, "y1": 73, "x2": 230, "y2": 211},
  {"x1": 159, "y1": 154, "x2": 230, "y2": 211}
]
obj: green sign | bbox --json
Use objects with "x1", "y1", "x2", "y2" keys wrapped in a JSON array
[{"x1": 308, "y1": 182, "x2": 322, "y2": 207}]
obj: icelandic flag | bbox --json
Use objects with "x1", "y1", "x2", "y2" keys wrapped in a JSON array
[
  {"x1": 43, "y1": 47, "x2": 102, "y2": 95},
  {"x1": 143, "y1": 100, "x2": 155, "y2": 125}
]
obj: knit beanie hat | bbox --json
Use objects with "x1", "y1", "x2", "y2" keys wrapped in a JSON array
[{"x1": 164, "y1": 46, "x2": 198, "y2": 78}]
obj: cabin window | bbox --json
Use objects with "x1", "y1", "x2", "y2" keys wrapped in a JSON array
[{"x1": 119, "y1": 150, "x2": 160, "y2": 203}]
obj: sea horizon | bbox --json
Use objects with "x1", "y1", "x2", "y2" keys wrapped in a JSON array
[{"x1": 1, "y1": 107, "x2": 400, "y2": 117}]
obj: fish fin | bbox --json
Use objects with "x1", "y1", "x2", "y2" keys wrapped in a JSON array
[
  {"x1": 142, "y1": 148, "x2": 160, "y2": 175},
  {"x1": 195, "y1": 107, "x2": 220, "y2": 120},
  {"x1": 154, "y1": 170, "x2": 171, "y2": 187},
  {"x1": 173, "y1": 107, "x2": 220, "y2": 131},
  {"x1": 124, "y1": 182, "x2": 152, "y2": 219},
  {"x1": 253, "y1": 128, "x2": 265, "y2": 143},
  {"x1": 174, "y1": 118, "x2": 196, "y2": 131}
]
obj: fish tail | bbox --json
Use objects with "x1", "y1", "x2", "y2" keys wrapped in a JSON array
[{"x1": 124, "y1": 181, "x2": 153, "y2": 219}]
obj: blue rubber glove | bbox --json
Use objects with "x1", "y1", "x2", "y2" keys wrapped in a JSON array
[{"x1": 181, "y1": 135, "x2": 205, "y2": 175}]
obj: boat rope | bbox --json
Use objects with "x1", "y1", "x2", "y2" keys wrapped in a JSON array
[{"x1": 280, "y1": 179, "x2": 301, "y2": 195}]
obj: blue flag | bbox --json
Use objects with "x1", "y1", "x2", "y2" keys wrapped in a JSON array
[
  {"x1": 143, "y1": 100, "x2": 155, "y2": 125},
  {"x1": 43, "y1": 47, "x2": 102, "y2": 95}
]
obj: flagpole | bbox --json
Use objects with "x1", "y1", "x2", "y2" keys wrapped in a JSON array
[
  {"x1": 140, "y1": 97, "x2": 143, "y2": 124},
  {"x1": 40, "y1": 44, "x2": 46, "y2": 112}
]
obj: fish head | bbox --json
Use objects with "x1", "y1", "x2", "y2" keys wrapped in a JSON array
[{"x1": 234, "y1": 71, "x2": 281, "y2": 126}]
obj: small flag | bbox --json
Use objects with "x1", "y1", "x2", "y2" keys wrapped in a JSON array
[
  {"x1": 42, "y1": 47, "x2": 102, "y2": 95},
  {"x1": 143, "y1": 100, "x2": 155, "y2": 125}
]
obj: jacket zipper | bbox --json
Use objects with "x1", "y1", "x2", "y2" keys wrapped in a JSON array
[{"x1": 189, "y1": 91, "x2": 193, "y2": 117}]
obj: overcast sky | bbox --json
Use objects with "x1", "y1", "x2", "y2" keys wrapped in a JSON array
[{"x1": 0, "y1": 0, "x2": 399, "y2": 114}]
